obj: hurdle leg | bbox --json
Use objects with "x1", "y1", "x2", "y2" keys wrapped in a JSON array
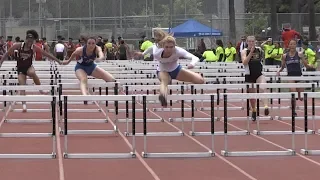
[
  {"x1": 216, "y1": 89, "x2": 221, "y2": 120},
  {"x1": 222, "y1": 94, "x2": 229, "y2": 155},
  {"x1": 142, "y1": 96, "x2": 148, "y2": 157},
  {"x1": 124, "y1": 86, "x2": 130, "y2": 135},
  {"x1": 63, "y1": 96, "x2": 68, "y2": 158},
  {"x1": 52, "y1": 97, "x2": 57, "y2": 158},
  {"x1": 291, "y1": 93, "x2": 296, "y2": 154}
]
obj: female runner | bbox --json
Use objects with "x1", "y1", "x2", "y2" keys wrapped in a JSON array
[
  {"x1": 241, "y1": 36, "x2": 270, "y2": 121},
  {"x1": 0, "y1": 30, "x2": 62, "y2": 112},
  {"x1": 136, "y1": 30, "x2": 204, "y2": 107},
  {"x1": 277, "y1": 39, "x2": 312, "y2": 115},
  {"x1": 62, "y1": 36, "x2": 116, "y2": 95}
]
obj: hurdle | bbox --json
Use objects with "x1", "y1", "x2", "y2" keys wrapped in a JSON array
[
  {"x1": 141, "y1": 94, "x2": 214, "y2": 158},
  {"x1": 62, "y1": 95, "x2": 136, "y2": 159},
  {"x1": 300, "y1": 92, "x2": 320, "y2": 155},
  {"x1": 0, "y1": 84, "x2": 57, "y2": 115},
  {"x1": 252, "y1": 83, "x2": 317, "y2": 135},
  {"x1": 121, "y1": 86, "x2": 163, "y2": 136},
  {"x1": 57, "y1": 82, "x2": 120, "y2": 124},
  {"x1": 221, "y1": 92, "x2": 297, "y2": 157},
  {"x1": 0, "y1": 95, "x2": 56, "y2": 159},
  {"x1": 124, "y1": 86, "x2": 184, "y2": 137}
]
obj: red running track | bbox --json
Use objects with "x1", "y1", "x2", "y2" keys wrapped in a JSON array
[{"x1": 0, "y1": 91, "x2": 320, "y2": 180}]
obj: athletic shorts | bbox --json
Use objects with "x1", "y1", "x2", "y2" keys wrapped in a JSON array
[
  {"x1": 156, "y1": 65, "x2": 182, "y2": 80},
  {"x1": 17, "y1": 65, "x2": 32, "y2": 76},
  {"x1": 75, "y1": 63, "x2": 97, "y2": 76},
  {"x1": 287, "y1": 71, "x2": 302, "y2": 83},
  {"x1": 245, "y1": 73, "x2": 263, "y2": 83}
]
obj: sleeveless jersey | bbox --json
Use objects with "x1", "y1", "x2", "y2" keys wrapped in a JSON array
[
  {"x1": 77, "y1": 45, "x2": 96, "y2": 66},
  {"x1": 244, "y1": 47, "x2": 263, "y2": 75},
  {"x1": 285, "y1": 52, "x2": 301, "y2": 73},
  {"x1": 16, "y1": 42, "x2": 34, "y2": 68}
]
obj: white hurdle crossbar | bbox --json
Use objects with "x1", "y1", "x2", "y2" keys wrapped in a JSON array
[
  {"x1": 140, "y1": 94, "x2": 215, "y2": 158},
  {"x1": 252, "y1": 83, "x2": 317, "y2": 135},
  {"x1": 220, "y1": 92, "x2": 297, "y2": 157},
  {"x1": 0, "y1": 85, "x2": 56, "y2": 123},
  {"x1": 0, "y1": 95, "x2": 56, "y2": 159},
  {"x1": 62, "y1": 95, "x2": 135, "y2": 159},
  {"x1": 301, "y1": 92, "x2": 320, "y2": 155},
  {"x1": 57, "y1": 82, "x2": 120, "y2": 123}
]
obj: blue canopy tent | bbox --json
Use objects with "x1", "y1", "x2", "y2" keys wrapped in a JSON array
[{"x1": 170, "y1": 19, "x2": 223, "y2": 37}]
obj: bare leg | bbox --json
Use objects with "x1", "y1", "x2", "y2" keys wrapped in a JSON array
[
  {"x1": 27, "y1": 66, "x2": 47, "y2": 94},
  {"x1": 256, "y1": 75, "x2": 269, "y2": 115},
  {"x1": 75, "y1": 69, "x2": 89, "y2": 95},
  {"x1": 175, "y1": 68, "x2": 205, "y2": 84},
  {"x1": 18, "y1": 73, "x2": 27, "y2": 112},
  {"x1": 247, "y1": 87, "x2": 257, "y2": 121},
  {"x1": 90, "y1": 66, "x2": 116, "y2": 82},
  {"x1": 158, "y1": 72, "x2": 171, "y2": 107}
]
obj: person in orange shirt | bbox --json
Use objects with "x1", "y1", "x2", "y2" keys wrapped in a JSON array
[
  {"x1": 66, "y1": 38, "x2": 75, "y2": 59},
  {"x1": 281, "y1": 25, "x2": 301, "y2": 50},
  {"x1": 75, "y1": 38, "x2": 85, "y2": 60},
  {"x1": 34, "y1": 39, "x2": 44, "y2": 61}
]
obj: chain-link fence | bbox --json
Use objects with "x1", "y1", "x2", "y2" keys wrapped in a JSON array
[{"x1": 0, "y1": 0, "x2": 319, "y2": 50}]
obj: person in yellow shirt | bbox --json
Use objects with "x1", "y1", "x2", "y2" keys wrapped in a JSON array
[
  {"x1": 215, "y1": 40, "x2": 225, "y2": 62},
  {"x1": 104, "y1": 39, "x2": 116, "y2": 60},
  {"x1": 270, "y1": 42, "x2": 283, "y2": 66},
  {"x1": 261, "y1": 38, "x2": 275, "y2": 65},
  {"x1": 302, "y1": 41, "x2": 317, "y2": 71},
  {"x1": 140, "y1": 37, "x2": 154, "y2": 61},
  {"x1": 225, "y1": 42, "x2": 236, "y2": 62},
  {"x1": 201, "y1": 49, "x2": 217, "y2": 62}
]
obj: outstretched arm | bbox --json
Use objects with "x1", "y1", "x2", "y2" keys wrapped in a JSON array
[
  {"x1": 34, "y1": 45, "x2": 62, "y2": 65},
  {"x1": 62, "y1": 47, "x2": 82, "y2": 65},
  {"x1": 0, "y1": 43, "x2": 20, "y2": 67},
  {"x1": 95, "y1": 46, "x2": 105, "y2": 61},
  {"x1": 177, "y1": 47, "x2": 199, "y2": 68}
]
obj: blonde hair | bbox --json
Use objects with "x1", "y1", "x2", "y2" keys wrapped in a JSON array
[
  {"x1": 153, "y1": 29, "x2": 176, "y2": 48},
  {"x1": 154, "y1": 29, "x2": 168, "y2": 43},
  {"x1": 247, "y1": 35, "x2": 256, "y2": 41}
]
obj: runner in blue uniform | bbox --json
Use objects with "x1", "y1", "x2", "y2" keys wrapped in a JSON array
[
  {"x1": 277, "y1": 39, "x2": 312, "y2": 115},
  {"x1": 62, "y1": 36, "x2": 116, "y2": 95}
]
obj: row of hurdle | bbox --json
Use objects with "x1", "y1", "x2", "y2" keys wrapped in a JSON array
[{"x1": 0, "y1": 83, "x2": 320, "y2": 159}]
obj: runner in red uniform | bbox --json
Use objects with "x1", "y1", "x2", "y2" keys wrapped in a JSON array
[{"x1": 0, "y1": 30, "x2": 62, "y2": 112}]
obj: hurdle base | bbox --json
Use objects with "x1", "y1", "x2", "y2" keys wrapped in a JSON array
[
  {"x1": 221, "y1": 149, "x2": 295, "y2": 157},
  {"x1": 189, "y1": 130, "x2": 249, "y2": 136},
  {"x1": 300, "y1": 149, "x2": 320, "y2": 155},
  {"x1": 66, "y1": 109, "x2": 102, "y2": 113},
  {"x1": 61, "y1": 119, "x2": 108, "y2": 123},
  {"x1": 153, "y1": 108, "x2": 193, "y2": 112},
  {"x1": 61, "y1": 129, "x2": 116, "y2": 135},
  {"x1": 141, "y1": 151, "x2": 214, "y2": 158},
  {"x1": 169, "y1": 117, "x2": 218, "y2": 122},
  {"x1": 200, "y1": 107, "x2": 243, "y2": 111},
  {"x1": 11, "y1": 109, "x2": 51, "y2": 113},
  {"x1": 277, "y1": 116, "x2": 304, "y2": 121},
  {"x1": 0, "y1": 133, "x2": 52, "y2": 138},
  {"x1": 108, "y1": 109, "x2": 147, "y2": 113},
  {"x1": 4, "y1": 119, "x2": 52, "y2": 123},
  {"x1": 117, "y1": 118, "x2": 163, "y2": 123},
  {"x1": 253, "y1": 130, "x2": 315, "y2": 135},
  {"x1": 63, "y1": 152, "x2": 135, "y2": 159},
  {"x1": 125, "y1": 131, "x2": 184, "y2": 137},
  {"x1": 0, "y1": 153, "x2": 56, "y2": 159}
]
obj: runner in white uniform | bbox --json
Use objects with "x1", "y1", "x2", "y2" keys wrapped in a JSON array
[{"x1": 136, "y1": 32, "x2": 204, "y2": 106}]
